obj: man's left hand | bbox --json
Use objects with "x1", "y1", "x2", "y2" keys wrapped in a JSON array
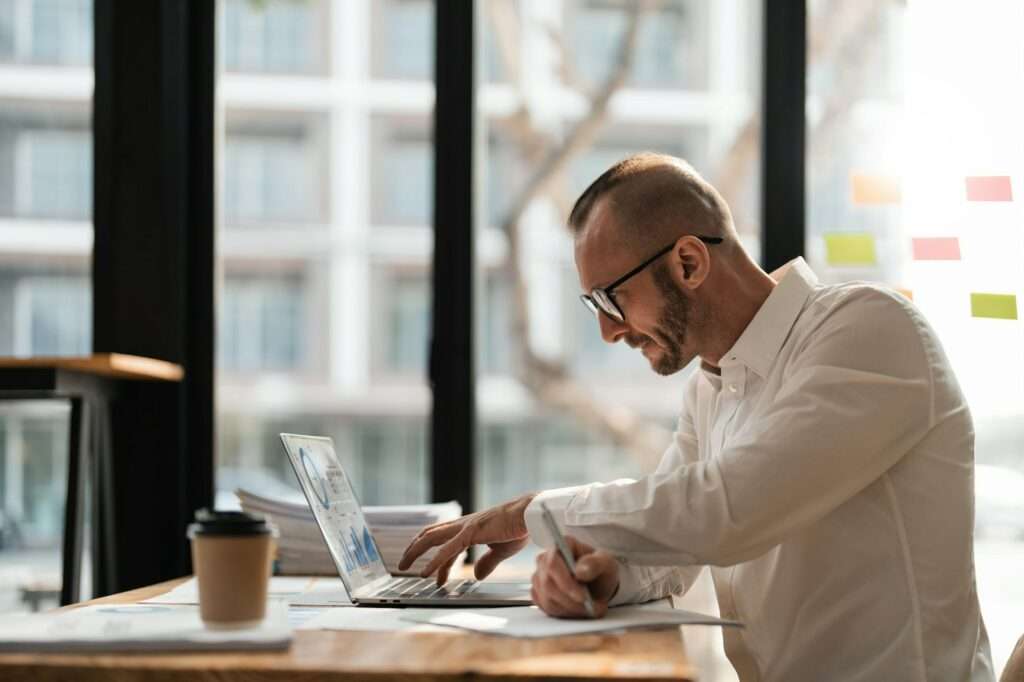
[{"x1": 532, "y1": 535, "x2": 619, "y2": 619}]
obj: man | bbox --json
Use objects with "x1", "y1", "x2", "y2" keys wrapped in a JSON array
[{"x1": 399, "y1": 153, "x2": 993, "y2": 681}]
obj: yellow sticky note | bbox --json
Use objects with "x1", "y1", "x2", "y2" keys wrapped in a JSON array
[
  {"x1": 851, "y1": 173, "x2": 901, "y2": 205},
  {"x1": 825, "y1": 233, "x2": 876, "y2": 266},
  {"x1": 970, "y1": 293, "x2": 1018, "y2": 320}
]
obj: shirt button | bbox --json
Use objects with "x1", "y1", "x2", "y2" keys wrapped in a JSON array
[{"x1": 728, "y1": 383, "x2": 738, "y2": 393}]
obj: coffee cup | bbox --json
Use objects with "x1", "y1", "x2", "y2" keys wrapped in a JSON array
[{"x1": 187, "y1": 509, "x2": 277, "y2": 629}]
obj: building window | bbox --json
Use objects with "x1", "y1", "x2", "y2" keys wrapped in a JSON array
[
  {"x1": 381, "y1": 273, "x2": 429, "y2": 374},
  {"x1": 11, "y1": 276, "x2": 91, "y2": 357},
  {"x1": 223, "y1": 120, "x2": 324, "y2": 225},
  {"x1": 371, "y1": 0, "x2": 433, "y2": 81},
  {"x1": 221, "y1": 0, "x2": 325, "y2": 75},
  {"x1": 17, "y1": 128, "x2": 91, "y2": 220},
  {"x1": 566, "y1": 0, "x2": 708, "y2": 90},
  {"x1": 0, "y1": 0, "x2": 92, "y2": 66},
  {"x1": 219, "y1": 274, "x2": 305, "y2": 373},
  {"x1": 481, "y1": 273, "x2": 512, "y2": 375},
  {"x1": 371, "y1": 118, "x2": 431, "y2": 226}
]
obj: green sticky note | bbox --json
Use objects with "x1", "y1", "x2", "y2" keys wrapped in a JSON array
[
  {"x1": 825, "y1": 233, "x2": 876, "y2": 266},
  {"x1": 970, "y1": 293, "x2": 1018, "y2": 320}
]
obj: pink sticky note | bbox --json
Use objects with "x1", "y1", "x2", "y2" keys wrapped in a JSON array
[
  {"x1": 912, "y1": 237, "x2": 961, "y2": 261},
  {"x1": 965, "y1": 176, "x2": 1013, "y2": 201}
]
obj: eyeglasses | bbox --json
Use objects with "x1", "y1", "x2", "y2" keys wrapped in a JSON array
[{"x1": 579, "y1": 235, "x2": 723, "y2": 323}]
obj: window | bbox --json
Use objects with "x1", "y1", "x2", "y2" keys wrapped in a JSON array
[
  {"x1": 0, "y1": 0, "x2": 92, "y2": 614},
  {"x1": 805, "y1": 0, "x2": 1024, "y2": 672},
  {"x1": 371, "y1": 0, "x2": 433, "y2": 81},
  {"x1": 371, "y1": 117, "x2": 432, "y2": 226},
  {"x1": 378, "y1": 271, "x2": 429, "y2": 375},
  {"x1": 19, "y1": 276, "x2": 90, "y2": 356},
  {"x1": 477, "y1": 2, "x2": 759, "y2": 677},
  {"x1": 219, "y1": 274, "x2": 305, "y2": 373},
  {"x1": 476, "y1": 0, "x2": 760, "y2": 504},
  {"x1": 215, "y1": 0, "x2": 433, "y2": 509},
  {"x1": 221, "y1": 0, "x2": 327, "y2": 74},
  {"x1": 223, "y1": 115, "x2": 326, "y2": 226},
  {"x1": 566, "y1": 0, "x2": 709, "y2": 89},
  {"x1": 0, "y1": 110, "x2": 91, "y2": 220},
  {"x1": 0, "y1": 0, "x2": 92, "y2": 66}
]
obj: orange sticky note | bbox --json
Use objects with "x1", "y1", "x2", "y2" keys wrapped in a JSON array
[
  {"x1": 965, "y1": 176, "x2": 1013, "y2": 201},
  {"x1": 851, "y1": 173, "x2": 901, "y2": 205},
  {"x1": 911, "y1": 237, "x2": 961, "y2": 261},
  {"x1": 895, "y1": 287, "x2": 913, "y2": 300}
]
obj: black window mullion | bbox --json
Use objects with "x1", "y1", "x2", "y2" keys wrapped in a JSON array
[
  {"x1": 761, "y1": 0, "x2": 806, "y2": 271},
  {"x1": 430, "y1": 1, "x2": 475, "y2": 514}
]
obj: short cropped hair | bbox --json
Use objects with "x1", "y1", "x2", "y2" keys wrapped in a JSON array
[{"x1": 567, "y1": 152, "x2": 734, "y2": 248}]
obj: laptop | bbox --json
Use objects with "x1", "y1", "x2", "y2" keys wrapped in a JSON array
[{"x1": 279, "y1": 433, "x2": 532, "y2": 607}]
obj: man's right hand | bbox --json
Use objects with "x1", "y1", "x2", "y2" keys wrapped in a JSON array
[{"x1": 398, "y1": 493, "x2": 537, "y2": 585}]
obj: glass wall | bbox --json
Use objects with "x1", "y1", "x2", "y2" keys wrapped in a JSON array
[
  {"x1": 476, "y1": 2, "x2": 760, "y2": 679},
  {"x1": 805, "y1": 0, "x2": 1024, "y2": 672},
  {"x1": 214, "y1": 0, "x2": 433, "y2": 508},
  {"x1": 0, "y1": 0, "x2": 93, "y2": 614}
]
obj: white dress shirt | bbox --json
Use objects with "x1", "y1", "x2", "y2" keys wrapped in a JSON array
[{"x1": 525, "y1": 258, "x2": 994, "y2": 682}]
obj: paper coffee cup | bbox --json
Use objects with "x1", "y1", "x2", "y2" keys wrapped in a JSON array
[{"x1": 187, "y1": 509, "x2": 277, "y2": 630}]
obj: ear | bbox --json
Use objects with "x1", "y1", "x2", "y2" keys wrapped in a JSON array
[{"x1": 672, "y1": 235, "x2": 711, "y2": 291}]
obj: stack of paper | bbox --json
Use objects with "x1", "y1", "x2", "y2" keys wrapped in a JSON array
[
  {"x1": 0, "y1": 603, "x2": 292, "y2": 652},
  {"x1": 236, "y1": 489, "x2": 463, "y2": 576}
]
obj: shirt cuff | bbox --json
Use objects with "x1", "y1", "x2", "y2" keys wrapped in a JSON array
[
  {"x1": 523, "y1": 485, "x2": 589, "y2": 548},
  {"x1": 608, "y1": 558, "x2": 642, "y2": 606}
]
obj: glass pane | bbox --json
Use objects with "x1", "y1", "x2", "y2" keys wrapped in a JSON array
[
  {"x1": 806, "y1": 0, "x2": 1024, "y2": 672},
  {"x1": 221, "y1": 0, "x2": 327, "y2": 74},
  {"x1": 215, "y1": 0, "x2": 433, "y2": 510},
  {"x1": 371, "y1": 0, "x2": 434, "y2": 81},
  {"x1": 477, "y1": 2, "x2": 760, "y2": 678},
  {"x1": 0, "y1": 0, "x2": 93, "y2": 613}
]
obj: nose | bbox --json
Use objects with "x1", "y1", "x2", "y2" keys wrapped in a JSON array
[{"x1": 597, "y1": 312, "x2": 629, "y2": 344}]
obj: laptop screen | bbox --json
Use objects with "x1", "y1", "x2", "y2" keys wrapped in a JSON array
[{"x1": 279, "y1": 434, "x2": 390, "y2": 594}]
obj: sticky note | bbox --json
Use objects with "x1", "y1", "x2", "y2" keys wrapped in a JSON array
[
  {"x1": 970, "y1": 293, "x2": 1018, "y2": 320},
  {"x1": 895, "y1": 288, "x2": 913, "y2": 300},
  {"x1": 911, "y1": 237, "x2": 961, "y2": 261},
  {"x1": 851, "y1": 173, "x2": 901, "y2": 204},
  {"x1": 825, "y1": 233, "x2": 876, "y2": 266},
  {"x1": 965, "y1": 176, "x2": 1013, "y2": 201}
]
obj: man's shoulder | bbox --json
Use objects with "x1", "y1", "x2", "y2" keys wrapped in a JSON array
[
  {"x1": 791, "y1": 280, "x2": 933, "y2": 373},
  {"x1": 801, "y1": 279, "x2": 922, "y2": 336}
]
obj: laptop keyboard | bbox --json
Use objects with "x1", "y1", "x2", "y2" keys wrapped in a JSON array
[{"x1": 375, "y1": 576, "x2": 477, "y2": 600}]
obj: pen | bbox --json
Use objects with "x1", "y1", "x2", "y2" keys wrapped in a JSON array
[{"x1": 539, "y1": 501, "x2": 596, "y2": 618}]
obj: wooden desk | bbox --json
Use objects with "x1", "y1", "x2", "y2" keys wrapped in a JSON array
[
  {"x1": 0, "y1": 576, "x2": 697, "y2": 681},
  {"x1": 0, "y1": 353, "x2": 184, "y2": 604}
]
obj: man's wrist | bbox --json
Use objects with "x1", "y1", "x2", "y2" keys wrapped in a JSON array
[{"x1": 511, "y1": 492, "x2": 538, "y2": 537}]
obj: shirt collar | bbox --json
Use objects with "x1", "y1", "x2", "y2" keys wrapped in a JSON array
[{"x1": 719, "y1": 257, "x2": 817, "y2": 378}]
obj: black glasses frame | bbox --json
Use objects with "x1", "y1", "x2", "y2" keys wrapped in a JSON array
[{"x1": 579, "y1": 235, "x2": 723, "y2": 323}]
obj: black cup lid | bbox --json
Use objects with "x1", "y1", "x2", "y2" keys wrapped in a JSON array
[{"x1": 187, "y1": 508, "x2": 274, "y2": 537}]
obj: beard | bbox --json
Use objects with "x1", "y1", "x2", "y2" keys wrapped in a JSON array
[{"x1": 639, "y1": 262, "x2": 694, "y2": 375}]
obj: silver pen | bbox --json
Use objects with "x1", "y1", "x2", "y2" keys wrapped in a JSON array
[{"x1": 539, "y1": 501, "x2": 596, "y2": 618}]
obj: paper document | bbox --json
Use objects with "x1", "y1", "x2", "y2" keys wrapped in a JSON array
[
  {"x1": 0, "y1": 603, "x2": 292, "y2": 653},
  {"x1": 400, "y1": 603, "x2": 742, "y2": 638},
  {"x1": 235, "y1": 488, "x2": 463, "y2": 575},
  {"x1": 143, "y1": 576, "x2": 353, "y2": 607},
  {"x1": 296, "y1": 606, "x2": 448, "y2": 633}
]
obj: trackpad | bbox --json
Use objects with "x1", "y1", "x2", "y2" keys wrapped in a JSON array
[{"x1": 469, "y1": 582, "x2": 532, "y2": 597}]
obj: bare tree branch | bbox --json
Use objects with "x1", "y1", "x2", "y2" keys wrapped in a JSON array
[
  {"x1": 494, "y1": 0, "x2": 899, "y2": 471},
  {"x1": 497, "y1": 2, "x2": 670, "y2": 466}
]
